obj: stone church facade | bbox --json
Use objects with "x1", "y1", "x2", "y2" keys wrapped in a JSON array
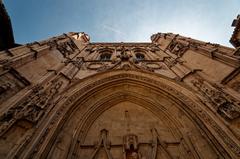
[{"x1": 0, "y1": 2, "x2": 240, "y2": 159}]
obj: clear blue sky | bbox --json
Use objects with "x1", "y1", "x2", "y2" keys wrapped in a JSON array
[{"x1": 4, "y1": 0, "x2": 240, "y2": 47}]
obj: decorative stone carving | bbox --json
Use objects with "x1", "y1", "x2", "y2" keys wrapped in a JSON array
[
  {"x1": 164, "y1": 57, "x2": 183, "y2": 68},
  {"x1": 28, "y1": 73, "x2": 240, "y2": 158},
  {"x1": 124, "y1": 134, "x2": 138, "y2": 151},
  {"x1": 117, "y1": 46, "x2": 132, "y2": 61},
  {"x1": 123, "y1": 134, "x2": 145, "y2": 159},
  {"x1": 168, "y1": 41, "x2": 188, "y2": 57},
  {"x1": 46, "y1": 39, "x2": 58, "y2": 49},
  {"x1": 0, "y1": 80, "x2": 63, "y2": 136},
  {"x1": 0, "y1": 82, "x2": 11, "y2": 94},
  {"x1": 56, "y1": 40, "x2": 78, "y2": 58},
  {"x1": 87, "y1": 62, "x2": 105, "y2": 70},
  {"x1": 85, "y1": 45, "x2": 95, "y2": 53},
  {"x1": 151, "y1": 128, "x2": 173, "y2": 159},
  {"x1": 145, "y1": 63, "x2": 161, "y2": 70},
  {"x1": 191, "y1": 78, "x2": 240, "y2": 120},
  {"x1": 1, "y1": 28, "x2": 239, "y2": 158},
  {"x1": 145, "y1": 63, "x2": 159, "y2": 69},
  {"x1": 218, "y1": 102, "x2": 240, "y2": 121},
  {"x1": 0, "y1": 68, "x2": 31, "y2": 104},
  {"x1": 148, "y1": 44, "x2": 160, "y2": 53},
  {"x1": 90, "y1": 129, "x2": 112, "y2": 159},
  {"x1": 66, "y1": 57, "x2": 84, "y2": 69}
]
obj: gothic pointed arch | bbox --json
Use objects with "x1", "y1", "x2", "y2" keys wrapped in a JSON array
[
  {"x1": 0, "y1": 28, "x2": 240, "y2": 159},
  {"x1": 13, "y1": 70, "x2": 240, "y2": 159}
]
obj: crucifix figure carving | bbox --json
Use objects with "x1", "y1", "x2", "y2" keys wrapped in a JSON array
[{"x1": 123, "y1": 110, "x2": 143, "y2": 159}]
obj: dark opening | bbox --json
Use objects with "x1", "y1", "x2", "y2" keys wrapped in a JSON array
[
  {"x1": 100, "y1": 53, "x2": 111, "y2": 61},
  {"x1": 135, "y1": 53, "x2": 145, "y2": 60}
]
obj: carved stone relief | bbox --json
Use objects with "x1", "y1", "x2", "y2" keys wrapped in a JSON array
[
  {"x1": 82, "y1": 44, "x2": 170, "y2": 74},
  {"x1": 0, "y1": 30, "x2": 239, "y2": 159},
  {"x1": 87, "y1": 62, "x2": 107, "y2": 70},
  {"x1": 12, "y1": 72, "x2": 239, "y2": 159},
  {"x1": 0, "y1": 80, "x2": 63, "y2": 136},
  {"x1": 57, "y1": 41, "x2": 76, "y2": 58},
  {"x1": 0, "y1": 68, "x2": 30, "y2": 104},
  {"x1": 47, "y1": 39, "x2": 78, "y2": 58},
  {"x1": 191, "y1": 78, "x2": 240, "y2": 120},
  {"x1": 151, "y1": 128, "x2": 174, "y2": 159},
  {"x1": 148, "y1": 44, "x2": 161, "y2": 53},
  {"x1": 167, "y1": 41, "x2": 189, "y2": 57},
  {"x1": 89, "y1": 129, "x2": 112, "y2": 159},
  {"x1": 145, "y1": 63, "x2": 162, "y2": 70},
  {"x1": 0, "y1": 82, "x2": 11, "y2": 94},
  {"x1": 123, "y1": 134, "x2": 147, "y2": 159}
]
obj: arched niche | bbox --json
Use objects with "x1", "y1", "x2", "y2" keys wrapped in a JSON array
[{"x1": 20, "y1": 70, "x2": 240, "y2": 159}]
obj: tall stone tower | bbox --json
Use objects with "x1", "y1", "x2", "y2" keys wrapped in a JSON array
[{"x1": 0, "y1": 5, "x2": 240, "y2": 159}]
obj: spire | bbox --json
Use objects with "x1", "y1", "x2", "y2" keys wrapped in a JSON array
[{"x1": 0, "y1": 0, "x2": 15, "y2": 51}]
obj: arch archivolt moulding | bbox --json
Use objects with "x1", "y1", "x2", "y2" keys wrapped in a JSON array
[
  {"x1": 70, "y1": 90, "x2": 184, "y2": 141},
  {"x1": 65, "y1": 91, "x2": 195, "y2": 158},
  {"x1": 22, "y1": 70, "x2": 240, "y2": 159}
]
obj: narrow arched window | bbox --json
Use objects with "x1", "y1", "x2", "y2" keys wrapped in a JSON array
[
  {"x1": 100, "y1": 53, "x2": 111, "y2": 61},
  {"x1": 135, "y1": 53, "x2": 145, "y2": 60}
]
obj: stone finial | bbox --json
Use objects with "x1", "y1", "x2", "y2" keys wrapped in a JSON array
[
  {"x1": 72, "y1": 32, "x2": 90, "y2": 43},
  {"x1": 230, "y1": 15, "x2": 240, "y2": 48}
]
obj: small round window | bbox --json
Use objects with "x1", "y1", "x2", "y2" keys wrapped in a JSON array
[
  {"x1": 100, "y1": 53, "x2": 111, "y2": 61},
  {"x1": 135, "y1": 53, "x2": 145, "y2": 60}
]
